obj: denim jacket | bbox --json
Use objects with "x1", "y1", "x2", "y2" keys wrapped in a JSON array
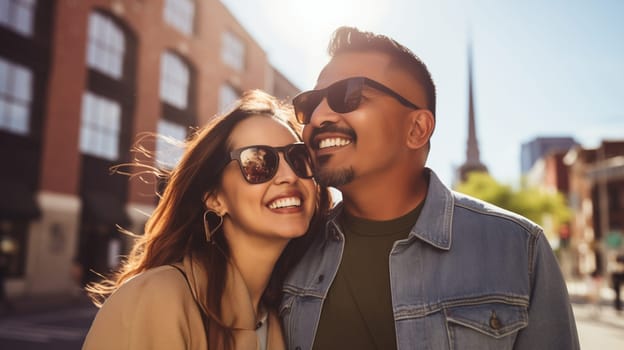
[{"x1": 280, "y1": 169, "x2": 579, "y2": 350}]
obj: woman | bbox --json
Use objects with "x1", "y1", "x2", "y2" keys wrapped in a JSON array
[{"x1": 83, "y1": 90, "x2": 331, "y2": 350}]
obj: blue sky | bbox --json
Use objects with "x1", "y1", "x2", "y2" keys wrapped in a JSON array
[{"x1": 221, "y1": 0, "x2": 624, "y2": 186}]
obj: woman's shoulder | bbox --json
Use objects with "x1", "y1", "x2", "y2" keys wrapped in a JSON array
[
  {"x1": 89, "y1": 265, "x2": 198, "y2": 331},
  {"x1": 123, "y1": 265, "x2": 187, "y2": 289},
  {"x1": 83, "y1": 264, "x2": 205, "y2": 349},
  {"x1": 109, "y1": 265, "x2": 190, "y2": 303}
]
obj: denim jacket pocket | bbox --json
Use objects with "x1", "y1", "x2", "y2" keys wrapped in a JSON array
[{"x1": 444, "y1": 302, "x2": 528, "y2": 349}]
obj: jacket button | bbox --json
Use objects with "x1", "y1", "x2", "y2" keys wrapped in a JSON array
[
  {"x1": 317, "y1": 274, "x2": 325, "y2": 283},
  {"x1": 489, "y1": 311, "x2": 501, "y2": 330}
]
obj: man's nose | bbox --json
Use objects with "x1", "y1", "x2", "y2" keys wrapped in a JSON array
[{"x1": 308, "y1": 98, "x2": 341, "y2": 128}]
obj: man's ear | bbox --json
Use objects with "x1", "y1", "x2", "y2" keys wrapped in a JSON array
[
  {"x1": 203, "y1": 191, "x2": 227, "y2": 215},
  {"x1": 406, "y1": 109, "x2": 435, "y2": 150}
]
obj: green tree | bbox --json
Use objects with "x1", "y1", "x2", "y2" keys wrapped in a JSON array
[{"x1": 455, "y1": 172, "x2": 571, "y2": 241}]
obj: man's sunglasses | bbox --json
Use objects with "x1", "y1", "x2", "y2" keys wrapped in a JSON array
[
  {"x1": 227, "y1": 143, "x2": 314, "y2": 184},
  {"x1": 293, "y1": 76, "x2": 421, "y2": 124}
]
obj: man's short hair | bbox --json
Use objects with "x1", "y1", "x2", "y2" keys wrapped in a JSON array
[{"x1": 328, "y1": 26, "x2": 437, "y2": 117}]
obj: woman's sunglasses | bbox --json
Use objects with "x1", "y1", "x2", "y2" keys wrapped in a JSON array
[
  {"x1": 292, "y1": 76, "x2": 421, "y2": 124},
  {"x1": 228, "y1": 143, "x2": 314, "y2": 184}
]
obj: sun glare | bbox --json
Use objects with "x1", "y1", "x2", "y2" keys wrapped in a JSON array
[
  {"x1": 269, "y1": 0, "x2": 387, "y2": 33},
  {"x1": 263, "y1": 0, "x2": 390, "y2": 87}
]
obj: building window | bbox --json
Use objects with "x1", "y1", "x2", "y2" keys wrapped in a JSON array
[
  {"x1": 86, "y1": 12, "x2": 125, "y2": 80},
  {"x1": 609, "y1": 184, "x2": 623, "y2": 211},
  {"x1": 163, "y1": 0, "x2": 194, "y2": 36},
  {"x1": 219, "y1": 83, "x2": 239, "y2": 114},
  {"x1": 156, "y1": 119, "x2": 186, "y2": 169},
  {"x1": 159, "y1": 52, "x2": 189, "y2": 109},
  {"x1": 221, "y1": 31, "x2": 245, "y2": 71},
  {"x1": 0, "y1": 57, "x2": 32, "y2": 135},
  {"x1": 0, "y1": 0, "x2": 36, "y2": 37},
  {"x1": 79, "y1": 92, "x2": 121, "y2": 161}
]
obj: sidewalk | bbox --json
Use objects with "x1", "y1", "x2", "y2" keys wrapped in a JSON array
[{"x1": 567, "y1": 278, "x2": 621, "y2": 309}]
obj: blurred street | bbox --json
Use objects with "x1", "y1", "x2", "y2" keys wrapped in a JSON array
[
  {"x1": 568, "y1": 279, "x2": 624, "y2": 349},
  {"x1": 574, "y1": 303, "x2": 624, "y2": 349},
  {"x1": 0, "y1": 295, "x2": 95, "y2": 350},
  {"x1": 0, "y1": 284, "x2": 622, "y2": 349}
]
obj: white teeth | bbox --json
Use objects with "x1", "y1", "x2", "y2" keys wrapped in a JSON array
[
  {"x1": 319, "y1": 138, "x2": 351, "y2": 149},
  {"x1": 268, "y1": 197, "x2": 302, "y2": 209}
]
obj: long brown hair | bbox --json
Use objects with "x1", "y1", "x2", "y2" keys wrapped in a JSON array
[{"x1": 88, "y1": 90, "x2": 331, "y2": 349}]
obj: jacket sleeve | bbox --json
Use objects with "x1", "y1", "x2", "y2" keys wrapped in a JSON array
[
  {"x1": 514, "y1": 231, "x2": 580, "y2": 349},
  {"x1": 82, "y1": 267, "x2": 205, "y2": 350}
]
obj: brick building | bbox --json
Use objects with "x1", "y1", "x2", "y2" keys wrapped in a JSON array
[
  {"x1": 0, "y1": 0, "x2": 300, "y2": 298},
  {"x1": 565, "y1": 141, "x2": 624, "y2": 277}
]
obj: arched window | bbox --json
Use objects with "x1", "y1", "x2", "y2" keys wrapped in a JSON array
[
  {"x1": 79, "y1": 92, "x2": 121, "y2": 161},
  {"x1": 86, "y1": 12, "x2": 125, "y2": 79},
  {"x1": 219, "y1": 83, "x2": 239, "y2": 114},
  {"x1": 221, "y1": 30, "x2": 245, "y2": 71},
  {"x1": 156, "y1": 119, "x2": 186, "y2": 169},
  {"x1": 0, "y1": 56, "x2": 33, "y2": 135},
  {"x1": 159, "y1": 51, "x2": 190, "y2": 109},
  {"x1": 0, "y1": 0, "x2": 36, "y2": 37},
  {"x1": 163, "y1": 0, "x2": 194, "y2": 36}
]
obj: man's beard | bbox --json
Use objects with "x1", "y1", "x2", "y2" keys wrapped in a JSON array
[{"x1": 315, "y1": 166, "x2": 354, "y2": 188}]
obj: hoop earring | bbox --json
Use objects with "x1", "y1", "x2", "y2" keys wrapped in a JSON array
[{"x1": 203, "y1": 209, "x2": 223, "y2": 243}]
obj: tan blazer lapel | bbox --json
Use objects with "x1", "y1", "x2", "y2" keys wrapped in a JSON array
[
  {"x1": 181, "y1": 256, "x2": 286, "y2": 350},
  {"x1": 222, "y1": 263, "x2": 259, "y2": 349}
]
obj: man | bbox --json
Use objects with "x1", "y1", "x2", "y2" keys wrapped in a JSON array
[{"x1": 281, "y1": 26, "x2": 579, "y2": 350}]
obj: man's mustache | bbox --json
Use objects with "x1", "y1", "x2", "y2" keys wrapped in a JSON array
[{"x1": 308, "y1": 123, "x2": 357, "y2": 143}]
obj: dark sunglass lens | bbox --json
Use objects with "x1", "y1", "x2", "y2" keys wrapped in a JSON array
[
  {"x1": 287, "y1": 145, "x2": 313, "y2": 178},
  {"x1": 294, "y1": 107, "x2": 306, "y2": 124},
  {"x1": 328, "y1": 78, "x2": 363, "y2": 114},
  {"x1": 293, "y1": 96, "x2": 307, "y2": 124},
  {"x1": 238, "y1": 147, "x2": 278, "y2": 183},
  {"x1": 294, "y1": 91, "x2": 323, "y2": 124}
]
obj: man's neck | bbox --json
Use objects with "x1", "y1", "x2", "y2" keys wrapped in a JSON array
[{"x1": 340, "y1": 170, "x2": 429, "y2": 221}]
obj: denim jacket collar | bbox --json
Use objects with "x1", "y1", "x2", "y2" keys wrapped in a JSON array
[{"x1": 409, "y1": 168, "x2": 453, "y2": 250}]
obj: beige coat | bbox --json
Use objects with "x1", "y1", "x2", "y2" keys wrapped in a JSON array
[{"x1": 82, "y1": 256, "x2": 286, "y2": 350}]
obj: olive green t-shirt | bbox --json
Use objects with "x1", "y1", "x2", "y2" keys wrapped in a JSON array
[{"x1": 312, "y1": 204, "x2": 423, "y2": 350}]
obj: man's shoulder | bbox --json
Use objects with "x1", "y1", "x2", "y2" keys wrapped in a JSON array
[
  {"x1": 451, "y1": 190, "x2": 541, "y2": 235},
  {"x1": 423, "y1": 169, "x2": 542, "y2": 237}
]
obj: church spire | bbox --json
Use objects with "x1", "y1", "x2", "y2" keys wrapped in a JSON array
[{"x1": 459, "y1": 41, "x2": 488, "y2": 182}]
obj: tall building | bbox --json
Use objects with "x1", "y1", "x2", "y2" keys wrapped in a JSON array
[
  {"x1": 521, "y1": 137, "x2": 578, "y2": 174},
  {"x1": 0, "y1": 0, "x2": 300, "y2": 298},
  {"x1": 524, "y1": 150, "x2": 571, "y2": 194},
  {"x1": 457, "y1": 43, "x2": 487, "y2": 182}
]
